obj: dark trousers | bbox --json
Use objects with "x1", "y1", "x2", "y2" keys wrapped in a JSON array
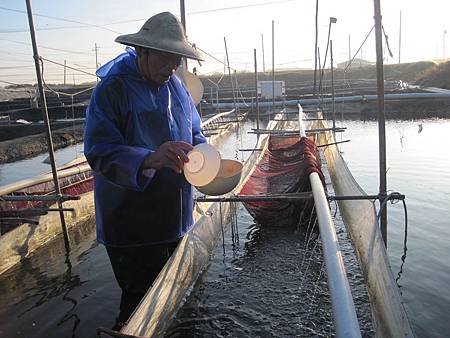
[{"x1": 106, "y1": 241, "x2": 179, "y2": 325}]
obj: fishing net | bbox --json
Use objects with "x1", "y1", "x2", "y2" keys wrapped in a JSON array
[
  {"x1": 0, "y1": 162, "x2": 93, "y2": 234},
  {"x1": 238, "y1": 136, "x2": 325, "y2": 227}
]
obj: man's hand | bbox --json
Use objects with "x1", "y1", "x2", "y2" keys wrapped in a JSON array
[{"x1": 142, "y1": 141, "x2": 193, "y2": 174}]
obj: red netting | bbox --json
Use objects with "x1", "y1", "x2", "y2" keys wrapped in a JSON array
[
  {"x1": 238, "y1": 136, "x2": 325, "y2": 227},
  {"x1": 0, "y1": 169, "x2": 93, "y2": 234}
]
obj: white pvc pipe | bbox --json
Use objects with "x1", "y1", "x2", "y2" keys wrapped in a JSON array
[
  {"x1": 211, "y1": 91, "x2": 450, "y2": 109},
  {"x1": 298, "y1": 104, "x2": 361, "y2": 338}
]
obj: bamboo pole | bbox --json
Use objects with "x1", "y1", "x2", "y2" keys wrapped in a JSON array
[
  {"x1": 330, "y1": 40, "x2": 336, "y2": 132},
  {"x1": 25, "y1": 0, "x2": 70, "y2": 249},
  {"x1": 254, "y1": 48, "x2": 260, "y2": 132},
  {"x1": 373, "y1": 0, "x2": 388, "y2": 246}
]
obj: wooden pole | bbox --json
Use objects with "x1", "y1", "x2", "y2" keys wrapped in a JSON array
[
  {"x1": 224, "y1": 37, "x2": 238, "y2": 116},
  {"x1": 272, "y1": 19, "x2": 275, "y2": 116},
  {"x1": 25, "y1": 0, "x2": 70, "y2": 249},
  {"x1": 254, "y1": 48, "x2": 260, "y2": 132},
  {"x1": 94, "y1": 42, "x2": 99, "y2": 83},
  {"x1": 330, "y1": 40, "x2": 336, "y2": 132},
  {"x1": 313, "y1": 0, "x2": 319, "y2": 97},
  {"x1": 398, "y1": 10, "x2": 402, "y2": 64},
  {"x1": 63, "y1": 59, "x2": 66, "y2": 85},
  {"x1": 179, "y1": 0, "x2": 187, "y2": 70},
  {"x1": 261, "y1": 34, "x2": 266, "y2": 73},
  {"x1": 373, "y1": 0, "x2": 388, "y2": 246}
]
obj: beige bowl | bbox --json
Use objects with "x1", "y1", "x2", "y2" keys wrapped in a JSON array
[{"x1": 196, "y1": 159, "x2": 243, "y2": 196}]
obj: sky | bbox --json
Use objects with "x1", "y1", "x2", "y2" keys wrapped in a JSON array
[{"x1": 0, "y1": 0, "x2": 449, "y2": 86}]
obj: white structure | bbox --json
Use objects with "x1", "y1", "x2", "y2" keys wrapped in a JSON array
[{"x1": 258, "y1": 81, "x2": 285, "y2": 99}]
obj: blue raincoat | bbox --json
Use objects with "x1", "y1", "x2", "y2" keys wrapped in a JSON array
[{"x1": 84, "y1": 48, "x2": 206, "y2": 247}]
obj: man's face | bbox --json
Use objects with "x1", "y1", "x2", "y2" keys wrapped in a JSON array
[{"x1": 137, "y1": 48, "x2": 182, "y2": 86}]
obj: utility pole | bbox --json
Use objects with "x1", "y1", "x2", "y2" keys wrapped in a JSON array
[
  {"x1": 373, "y1": 0, "x2": 388, "y2": 246},
  {"x1": 444, "y1": 30, "x2": 447, "y2": 60},
  {"x1": 348, "y1": 34, "x2": 351, "y2": 63},
  {"x1": 63, "y1": 59, "x2": 66, "y2": 86},
  {"x1": 25, "y1": 0, "x2": 70, "y2": 249},
  {"x1": 93, "y1": 42, "x2": 99, "y2": 83},
  {"x1": 398, "y1": 11, "x2": 402, "y2": 64},
  {"x1": 261, "y1": 34, "x2": 266, "y2": 73}
]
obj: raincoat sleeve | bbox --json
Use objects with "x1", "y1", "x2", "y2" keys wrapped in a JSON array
[
  {"x1": 190, "y1": 94, "x2": 207, "y2": 146},
  {"x1": 84, "y1": 77, "x2": 153, "y2": 191}
]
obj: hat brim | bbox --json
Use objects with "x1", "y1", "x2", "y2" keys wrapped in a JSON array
[{"x1": 115, "y1": 34, "x2": 203, "y2": 61}]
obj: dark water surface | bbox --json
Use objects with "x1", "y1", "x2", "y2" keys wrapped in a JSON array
[
  {"x1": 0, "y1": 219, "x2": 120, "y2": 338},
  {"x1": 0, "y1": 118, "x2": 448, "y2": 337}
]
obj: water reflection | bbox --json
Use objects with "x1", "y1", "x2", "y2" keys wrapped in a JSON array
[{"x1": 0, "y1": 218, "x2": 118, "y2": 338}]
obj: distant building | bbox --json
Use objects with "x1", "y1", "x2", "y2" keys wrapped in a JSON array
[
  {"x1": 257, "y1": 81, "x2": 285, "y2": 99},
  {"x1": 337, "y1": 58, "x2": 374, "y2": 69}
]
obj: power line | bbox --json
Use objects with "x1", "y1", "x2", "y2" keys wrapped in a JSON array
[
  {"x1": 188, "y1": 0, "x2": 298, "y2": 15},
  {"x1": 0, "y1": 25, "x2": 89, "y2": 33},
  {"x1": 0, "y1": 5, "x2": 121, "y2": 34},
  {"x1": 0, "y1": 65, "x2": 35, "y2": 69},
  {"x1": 41, "y1": 57, "x2": 97, "y2": 77},
  {"x1": 0, "y1": 37, "x2": 92, "y2": 55}
]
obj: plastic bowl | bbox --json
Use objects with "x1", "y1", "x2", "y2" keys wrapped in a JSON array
[
  {"x1": 184, "y1": 143, "x2": 221, "y2": 187},
  {"x1": 196, "y1": 159, "x2": 243, "y2": 196}
]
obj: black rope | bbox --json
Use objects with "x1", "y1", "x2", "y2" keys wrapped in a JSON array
[
  {"x1": 395, "y1": 198, "x2": 408, "y2": 285},
  {"x1": 376, "y1": 192, "x2": 409, "y2": 285}
]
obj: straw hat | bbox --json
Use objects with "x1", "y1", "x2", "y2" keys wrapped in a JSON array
[{"x1": 115, "y1": 12, "x2": 203, "y2": 61}]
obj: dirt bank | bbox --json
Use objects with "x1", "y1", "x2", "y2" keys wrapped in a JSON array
[
  {"x1": 0, "y1": 124, "x2": 84, "y2": 164},
  {"x1": 415, "y1": 61, "x2": 450, "y2": 89}
]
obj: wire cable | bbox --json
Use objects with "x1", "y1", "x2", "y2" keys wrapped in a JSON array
[
  {"x1": 0, "y1": 6, "x2": 121, "y2": 34},
  {"x1": 344, "y1": 25, "x2": 375, "y2": 73}
]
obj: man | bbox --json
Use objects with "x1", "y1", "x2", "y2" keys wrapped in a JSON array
[{"x1": 84, "y1": 12, "x2": 205, "y2": 330}]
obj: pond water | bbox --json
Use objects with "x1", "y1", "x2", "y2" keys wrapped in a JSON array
[{"x1": 0, "y1": 118, "x2": 449, "y2": 337}]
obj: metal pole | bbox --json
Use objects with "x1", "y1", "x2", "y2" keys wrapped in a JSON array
[
  {"x1": 373, "y1": 0, "x2": 388, "y2": 246},
  {"x1": 224, "y1": 37, "x2": 238, "y2": 116},
  {"x1": 254, "y1": 48, "x2": 260, "y2": 132},
  {"x1": 398, "y1": 11, "x2": 402, "y2": 64},
  {"x1": 63, "y1": 59, "x2": 66, "y2": 86},
  {"x1": 25, "y1": 0, "x2": 70, "y2": 249},
  {"x1": 330, "y1": 40, "x2": 336, "y2": 132},
  {"x1": 261, "y1": 33, "x2": 266, "y2": 73},
  {"x1": 313, "y1": 0, "x2": 319, "y2": 97},
  {"x1": 272, "y1": 19, "x2": 275, "y2": 116}
]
